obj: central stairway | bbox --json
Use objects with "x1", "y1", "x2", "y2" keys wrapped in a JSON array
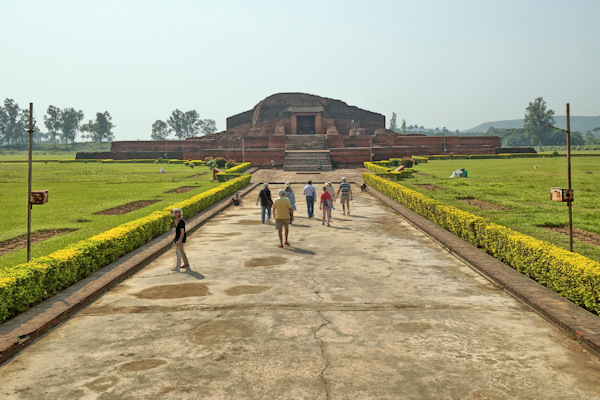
[{"x1": 283, "y1": 135, "x2": 333, "y2": 171}]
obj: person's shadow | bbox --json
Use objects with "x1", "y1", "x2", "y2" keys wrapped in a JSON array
[{"x1": 183, "y1": 266, "x2": 205, "y2": 280}]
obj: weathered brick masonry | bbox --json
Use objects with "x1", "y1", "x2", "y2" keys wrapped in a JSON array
[{"x1": 76, "y1": 93, "x2": 504, "y2": 167}]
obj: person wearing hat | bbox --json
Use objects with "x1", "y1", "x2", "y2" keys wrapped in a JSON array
[
  {"x1": 171, "y1": 208, "x2": 189, "y2": 272},
  {"x1": 337, "y1": 177, "x2": 353, "y2": 215}
]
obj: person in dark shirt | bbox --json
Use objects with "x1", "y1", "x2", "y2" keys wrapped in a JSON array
[
  {"x1": 256, "y1": 183, "x2": 272, "y2": 223},
  {"x1": 171, "y1": 207, "x2": 189, "y2": 272}
]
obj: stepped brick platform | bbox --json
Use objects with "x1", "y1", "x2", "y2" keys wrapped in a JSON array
[{"x1": 76, "y1": 93, "x2": 505, "y2": 167}]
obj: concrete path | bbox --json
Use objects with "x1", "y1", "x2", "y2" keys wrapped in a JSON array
[{"x1": 2, "y1": 174, "x2": 600, "y2": 399}]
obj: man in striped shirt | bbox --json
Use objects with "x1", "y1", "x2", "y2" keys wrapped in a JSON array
[{"x1": 336, "y1": 177, "x2": 353, "y2": 215}]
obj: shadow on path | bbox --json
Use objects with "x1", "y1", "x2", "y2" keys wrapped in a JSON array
[
  {"x1": 284, "y1": 247, "x2": 316, "y2": 255},
  {"x1": 183, "y1": 267, "x2": 205, "y2": 280}
]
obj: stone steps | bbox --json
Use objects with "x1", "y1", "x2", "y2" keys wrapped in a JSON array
[
  {"x1": 283, "y1": 135, "x2": 333, "y2": 171},
  {"x1": 285, "y1": 134, "x2": 329, "y2": 150}
]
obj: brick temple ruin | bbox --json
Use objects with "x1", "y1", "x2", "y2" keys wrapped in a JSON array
[{"x1": 77, "y1": 93, "x2": 502, "y2": 170}]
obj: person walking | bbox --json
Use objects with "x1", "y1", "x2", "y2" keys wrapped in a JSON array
[
  {"x1": 319, "y1": 185, "x2": 333, "y2": 226},
  {"x1": 171, "y1": 208, "x2": 189, "y2": 272},
  {"x1": 273, "y1": 189, "x2": 294, "y2": 247},
  {"x1": 303, "y1": 180, "x2": 316, "y2": 218},
  {"x1": 326, "y1": 182, "x2": 336, "y2": 206},
  {"x1": 256, "y1": 183, "x2": 272, "y2": 223},
  {"x1": 336, "y1": 177, "x2": 353, "y2": 215},
  {"x1": 284, "y1": 182, "x2": 297, "y2": 222}
]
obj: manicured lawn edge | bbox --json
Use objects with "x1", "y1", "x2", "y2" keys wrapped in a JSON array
[
  {"x1": 363, "y1": 172, "x2": 600, "y2": 315},
  {"x1": 0, "y1": 174, "x2": 251, "y2": 323}
]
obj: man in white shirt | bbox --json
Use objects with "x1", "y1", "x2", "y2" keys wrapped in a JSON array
[{"x1": 302, "y1": 180, "x2": 317, "y2": 218}]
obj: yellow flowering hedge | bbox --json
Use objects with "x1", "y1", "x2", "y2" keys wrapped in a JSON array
[
  {"x1": 0, "y1": 174, "x2": 251, "y2": 323},
  {"x1": 226, "y1": 162, "x2": 251, "y2": 174},
  {"x1": 364, "y1": 162, "x2": 391, "y2": 173},
  {"x1": 363, "y1": 173, "x2": 600, "y2": 315}
]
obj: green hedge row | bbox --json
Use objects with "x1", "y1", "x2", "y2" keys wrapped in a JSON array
[
  {"x1": 0, "y1": 174, "x2": 252, "y2": 323},
  {"x1": 419, "y1": 153, "x2": 600, "y2": 161},
  {"x1": 363, "y1": 173, "x2": 600, "y2": 315}
]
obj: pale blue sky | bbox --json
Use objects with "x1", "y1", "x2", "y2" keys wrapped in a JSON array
[{"x1": 2, "y1": 0, "x2": 599, "y2": 140}]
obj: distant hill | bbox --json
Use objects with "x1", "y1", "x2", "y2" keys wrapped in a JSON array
[{"x1": 464, "y1": 116, "x2": 600, "y2": 133}]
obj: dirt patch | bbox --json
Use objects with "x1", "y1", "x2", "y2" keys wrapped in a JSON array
[
  {"x1": 166, "y1": 186, "x2": 198, "y2": 193},
  {"x1": 236, "y1": 219, "x2": 264, "y2": 225},
  {"x1": 457, "y1": 197, "x2": 508, "y2": 211},
  {"x1": 224, "y1": 285, "x2": 271, "y2": 296},
  {"x1": 84, "y1": 376, "x2": 120, "y2": 393},
  {"x1": 394, "y1": 322, "x2": 432, "y2": 333},
  {"x1": 0, "y1": 229, "x2": 77, "y2": 256},
  {"x1": 414, "y1": 172, "x2": 431, "y2": 176},
  {"x1": 542, "y1": 226, "x2": 600, "y2": 247},
  {"x1": 191, "y1": 318, "x2": 255, "y2": 346},
  {"x1": 95, "y1": 200, "x2": 158, "y2": 215},
  {"x1": 186, "y1": 173, "x2": 206, "y2": 178},
  {"x1": 133, "y1": 283, "x2": 211, "y2": 299},
  {"x1": 416, "y1": 184, "x2": 445, "y2": 191},
  {"x1": 118, "y1": 359, "x2": 166, "y2": 372},
  {"x1": 331, "y1": 295, "x2": 354, "y2": 302},
  {"x1": 244, "y1": 256, "x2": 288, "y2": 268}
]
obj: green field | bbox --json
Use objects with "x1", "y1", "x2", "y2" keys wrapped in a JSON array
[
  {"x1": 0, "y1": 162, "x2": 219, "y2": 269},
  {"x1": 401, "y1": 157, "x2": 600, "y2": 262}
]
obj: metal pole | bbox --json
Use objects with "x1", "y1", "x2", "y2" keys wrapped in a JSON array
[
  {"x1": 566, "y1": 103, "x2": 573, "y2": 252},
  {"x1": 27, "y1": 103, "x2": 33, "y2": 262},
  {"x1": 242, "y1": 138, "x2": 245, "y2": 163},
  {"x1": 370, "y1": 135, "x2": 373, "y2": 162},
  {"x1": 165, "y1": 141, "x2": 168, "y2": 160}
]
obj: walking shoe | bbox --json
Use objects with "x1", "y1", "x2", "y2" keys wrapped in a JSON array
[
  {"x1": 278, "y1": 244, "x2": 284, "y2": 248},
  {"x1": 285, "y1": 242, "x2": 290, "y2": 246},
  {"x1": 321, "y1": 221, "x2": 325, "y2": 225}
]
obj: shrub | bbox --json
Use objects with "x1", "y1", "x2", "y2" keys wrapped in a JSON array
[
  {"x1": 226, "y1": 162, "x2": 251, "y2": 174},
  {"x1": 401, "y1": 157, "x2": 414, "y2": 168},
  {"x1": 364, "y1": 162, "x2": 391, "y2": 173},
  {"x1": 362, "y1": 173, "x2": 600, "y2": 315},
  {"x1": 214, "y1": 157, "x2": 226, "y2": 168},
  {"x1": 225, "y1": 159, "x2": 236, "y2": 169}
]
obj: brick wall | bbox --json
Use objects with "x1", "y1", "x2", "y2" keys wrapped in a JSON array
[{"x1": 183, "y1": 148, "x2": 285, "y2": 167}]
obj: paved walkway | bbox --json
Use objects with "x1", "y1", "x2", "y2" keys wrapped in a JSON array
[{"x1": 2, "y1": 170, "x2": 600, "y2": 399}]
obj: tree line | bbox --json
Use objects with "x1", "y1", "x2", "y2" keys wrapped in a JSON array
[
  {"x1": 390, "y1": 97, "x2": 600, "y2": 149},
  {"x1": 0, "y1": 98, "x2": 114, "y2": 147},
  {"x1": 151, "y1": 110, "x2": 217, "y2": 140}
]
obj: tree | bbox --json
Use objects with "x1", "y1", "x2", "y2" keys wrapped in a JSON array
[
  {"x1": 81, "y1": 111, "x2": 115, "y2": 142},
  {"x1": 0, "y1": 98, "x2": 29, "y2": 146},
  {"x1": 44, "y1": 105, "x2": 63, "y2": 145},
  {"x1": 60, "y1": 108, "x2": 84, "y2": 146},
  {"x1": 151, "y1": 120, "x2": 170, "y2": 140},
  {"x1": 401, "y1": 119, "x2": 407, "y2": 134},
  {"x1": 200, "y1": 119, "x2": 217, "y2": 136},
  {"x1": 524, "y1": 97, "x2": 555, "y2": 150},
  {"x1": 389, "y1": 112, "x2": 398, "y2": 132},
  {"x1": 167, "y1": 109, "x2": 201, "y2": 139}
]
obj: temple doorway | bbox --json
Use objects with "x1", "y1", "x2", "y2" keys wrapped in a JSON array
[{"x1": 297, "y1": 115, "x2": 316, "y2": 134}]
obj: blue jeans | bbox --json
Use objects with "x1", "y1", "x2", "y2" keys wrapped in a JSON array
[
  {"x1": 261, "y1": 205, "x2": 271, "y2": 223},
  {"x1": 306, "y1": 196, "x2": 315, "y2": 217}
]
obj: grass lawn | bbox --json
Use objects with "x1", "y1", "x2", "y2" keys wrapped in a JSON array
[
  {"x1": 0, "y1": 162, "x2": 219, "y2": 270},
  {"x1": 401, "y1": 156, "x2": 600, "y2": 262}
]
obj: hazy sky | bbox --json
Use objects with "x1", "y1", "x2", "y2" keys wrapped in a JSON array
[{"x1": 2, "y1": 0, "x2": 599, "y2": 140}]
